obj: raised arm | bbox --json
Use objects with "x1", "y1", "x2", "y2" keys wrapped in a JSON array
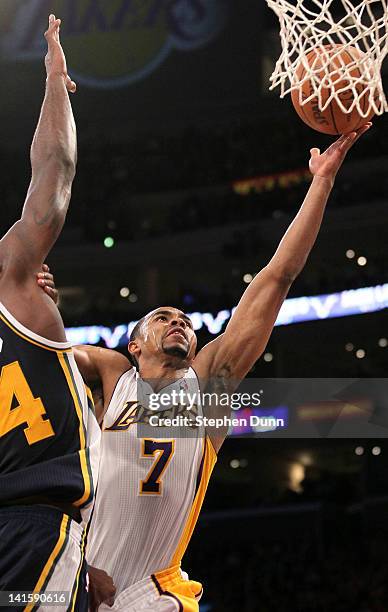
[
  {"x1": 194, "y1": 125, "x2": 371, "y2": 387},
  {"x1": 0, "y1": 15, "x2": 77, "y2": 275}
]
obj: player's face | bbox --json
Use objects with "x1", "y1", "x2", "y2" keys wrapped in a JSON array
[{"x1": 141, "y1": 307, "x2": 197, "y2": 362}]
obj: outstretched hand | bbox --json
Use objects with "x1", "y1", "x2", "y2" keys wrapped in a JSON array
[
  {"x1": 309, "y1": 123, "x2": 372, "y2": 184},
  {"x1": 44, "y1": 14, "x2": 76, "y2": 93}
]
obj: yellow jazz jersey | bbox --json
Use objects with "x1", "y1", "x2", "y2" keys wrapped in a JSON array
[
  {"x1": 87, "y1": 368, "x2": 217, "y2": 599},
  {"x1": 0, "y1": 301, "x2": 100, "y2": 526}
]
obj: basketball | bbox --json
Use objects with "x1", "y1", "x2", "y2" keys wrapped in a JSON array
[{"x1": 291, "y1": 45, "x2": 375, "y2": 135}]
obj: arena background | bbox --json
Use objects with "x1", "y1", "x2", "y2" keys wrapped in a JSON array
[{"x1": 1, "y1": 1, "x2": 388, "y2": 610}]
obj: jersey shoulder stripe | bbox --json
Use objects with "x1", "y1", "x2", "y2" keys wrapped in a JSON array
[{"x1": 57, "y1": 352, "x2": 93, "y2": 508}]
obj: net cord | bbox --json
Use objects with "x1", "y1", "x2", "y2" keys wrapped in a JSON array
[{"x1": 266, "y1": 0, "x2": 388, "y2": 116}]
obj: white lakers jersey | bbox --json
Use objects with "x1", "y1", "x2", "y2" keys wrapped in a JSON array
[{"x1": 87, "y1": 368, "x2": 216, "y2": 595}]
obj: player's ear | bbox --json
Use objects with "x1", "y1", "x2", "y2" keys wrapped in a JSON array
[{"x1": 128, "y1": 340, "x2": 141, "y2": 365}]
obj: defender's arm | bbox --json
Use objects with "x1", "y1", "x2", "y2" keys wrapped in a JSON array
[{"x1": 0, "y1": 15, "x2": 77, "y2": 275}]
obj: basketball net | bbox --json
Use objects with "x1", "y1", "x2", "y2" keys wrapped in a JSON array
[{"x1": 266, "y1": 0, "x2": 388, "y2": 117}]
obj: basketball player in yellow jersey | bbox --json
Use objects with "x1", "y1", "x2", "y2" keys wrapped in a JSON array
[
  {"x1": 54, "y1": 125, "x2": 370, "y2": 611},
  {"x1": 0, "y1": 15, "x2": 101, "y2": 611}
]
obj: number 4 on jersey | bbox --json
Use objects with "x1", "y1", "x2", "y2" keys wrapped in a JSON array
[
  {"x1": 140, "y1": 439, "x2": 175, "y2": 495},
  {"x1": 0, "y1": 361, "x2": 55, "y2": 445}
]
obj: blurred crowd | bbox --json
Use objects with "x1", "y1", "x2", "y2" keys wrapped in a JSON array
[
  {"x1": 187, "y1": 514, "x2": 388, "y2": 612},
  {"x1": 74, "y1": 114, "x2": 387, "y2": 194},
  {"x1": 185, "y1": 440, "x2": 388, "y2": 611},
  {"x1": 1, "y1": 115, "x2": 387, "y2": 243},
  {"x1": 74, "y1": 120, "x2": 387, "y2": 244}
]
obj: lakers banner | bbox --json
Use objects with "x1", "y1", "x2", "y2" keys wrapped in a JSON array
[{"x1": 0, "y1": 0, "x2": 229, "y2": 88}]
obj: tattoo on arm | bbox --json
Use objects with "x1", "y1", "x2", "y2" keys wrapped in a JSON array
[
  {"x1": 209, "y1": 363, "x2": 233, "y2": 395},
  {"x1": 32, "y1": 192, "x2": 66, "y2": 227}
]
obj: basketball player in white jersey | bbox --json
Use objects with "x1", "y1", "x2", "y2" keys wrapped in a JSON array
[{"x1": 47, "y1": 126, "x2": 370, "y2": 611}]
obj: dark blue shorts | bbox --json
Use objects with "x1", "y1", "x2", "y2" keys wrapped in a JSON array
[{"x1": 0, "y1": 505, "x2": 88, "y2": 611}]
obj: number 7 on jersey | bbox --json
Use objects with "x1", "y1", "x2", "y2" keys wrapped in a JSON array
[{"x1": 139, "y1": 439, "x2": 175, "y2": 495}]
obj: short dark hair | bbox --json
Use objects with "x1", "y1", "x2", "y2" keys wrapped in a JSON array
[
  {"x1": 130, "y1": 317, "x2": 146, "y2": 342},
  {"x1": 128, "y1": 316, "x2": 146, "y2": 369}
]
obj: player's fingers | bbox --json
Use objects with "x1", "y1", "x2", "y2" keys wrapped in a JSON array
[
  {"x1": 105, "y1": 580, "x2": 116, "y2": 606},
  {"x1": 66, "y1": 76, "x2": 77, "y2": 94},
  {"x1": 352, "y1": 122, "x2": 372, "y2": 142},
  {"x1": 310, "y1": 147, "x2": 320, "y2": 158},
  {"x1": 337, "y1": 133, "x2": 349, "y2": 145},
  {"x1": 338, "y1": 132, "x2": 356, "y2": 151},
  {"x1": 339, "y1": 122, "x2": 371, "y2": 151},
  {"x1": 45, "y1": 15, "x2": 56, "y2": 36},
  {"x1": 42, "y1": 263, "x2": 50, "y2": 272},
  {"x1": 327, "y1": 133, "x2": 348, "y2": 153},
  {"x1": 37, "y1": 279, "x2": 58, "y2": 301},
  {"x1": 340, "y1": 124, "x2": 371, "y2": 152},
  {"x1": 45, "y1": 15, "x2": 60, "y2": 42},
  {"x1": 37, "y1": 271, "x2": 54, "y2": 281},
  {"x1": 55, "y1": 19, "x2": 61, "y2": 43},
  {"x1": 45, "y1": 287, "x2": 58, "y2": 301},
  {"x1": 38, "y1": 279, "x2": 56, "y2": 292},
  {"x1": 38, "y1": 278, "x2": 54, "y2": 288},
  {"x1": 89, "y1": 593, "x2": 102, "y2": 612}
]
